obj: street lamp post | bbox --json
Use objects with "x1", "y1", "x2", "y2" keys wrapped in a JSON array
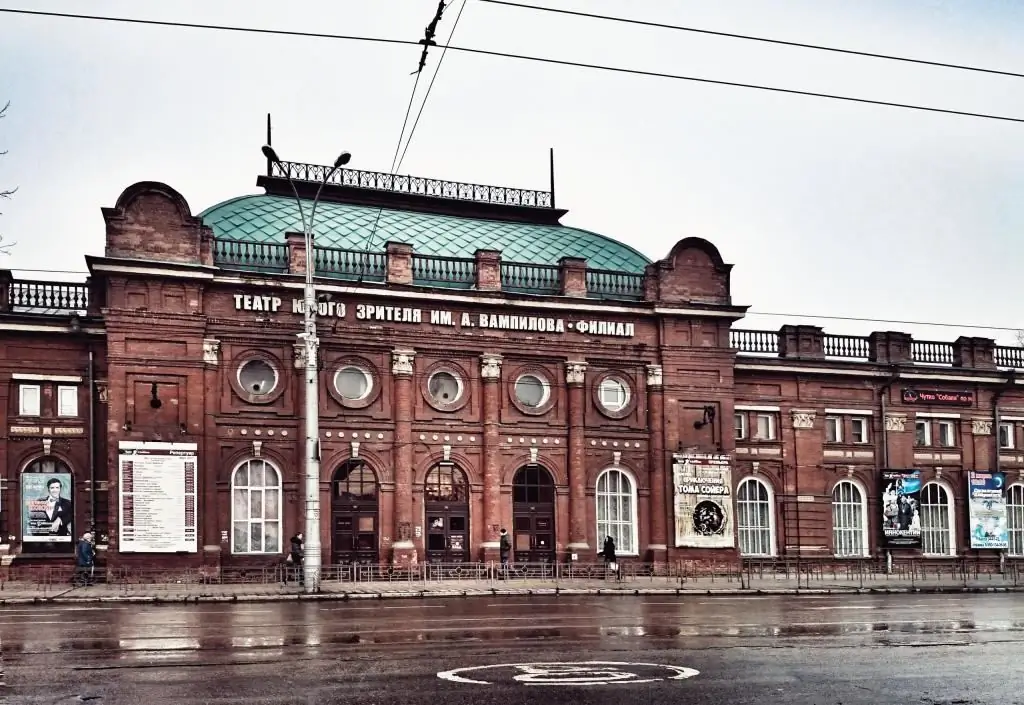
[{"x1": 262, "y1": 145, "x2": 351, "y2": 593}]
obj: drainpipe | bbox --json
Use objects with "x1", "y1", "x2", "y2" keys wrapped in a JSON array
[
  {"x1": 993, "y1": 369, "x2": 1016, "y2": 574},
  {"x1": 878, "y1": 366, "x2": 901, "y2": 574},
  {"x1": 88, "y1": 349, "x2": 97, "y2": 533}
]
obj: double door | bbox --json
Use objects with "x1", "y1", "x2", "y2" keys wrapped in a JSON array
[
  {"x1": 331, "y1": 505, "x2": 378, "y2": 565},
  {"x1": 424, "y1": 504, "x2": 469, "y2": 563},
  {"x1": 512, "y1": 505, "x2": 555, "y2": 563}
]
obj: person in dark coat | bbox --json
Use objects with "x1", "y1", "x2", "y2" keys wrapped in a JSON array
[
  {"x1": 498, "y1": 528, "x2": 511, "y2": 578},
  {"x1": 600, "y1": 535, "x2": 620, "y2": 580},
  {"x1": 285, "y1": 533, "x2": 304, "y2": 586},
  {"x1": 74, "y1": 531, "x2": 95, "y2": 586}
]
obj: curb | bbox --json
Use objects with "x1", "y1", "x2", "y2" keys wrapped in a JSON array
[{"x1": 1, "y1": 584, "x2": 1021, "y2": 606}]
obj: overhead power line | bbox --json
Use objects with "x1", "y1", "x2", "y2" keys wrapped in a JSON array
[
  {"x1": 2, "y1": 7, "x2": 1024, "y2": 124},
  {"x1": 480, "y1": 0, "x2": 1024, "y2": 81}
]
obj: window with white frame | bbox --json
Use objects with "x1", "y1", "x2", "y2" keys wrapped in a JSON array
[
  {"x1": 1008, "y1": 484, "x2": 1024, "y2": 557},
  {"x1": 915, "y1": 420, "x2": 931, "y2": 446},
  {"x1": 832, "y1": 480, "x2": 867, "y2": 557},
  {"x1": 57, "y1": 386, "x2": 78, "y2": 417},
  {"x1": 851, "y1": 417, "x2": 869, "y2": 444},
  {"x1": 920, "y1": 482, "x2": 954, "y2": 556},
  {"x1": 18, "y1": 384, "x2": 41, "y2": 416},
  {"x1": 737, "y1": 477, "x2": 774, "y2": 556},
  {"x1": 825, "y1": 416, "x2": 842, "y2": 443},
  {"x1": 999, "y1": 422, "x2": 1015, "y2": 450},
  {"x1": 231, "y1": 459, "x2": 282, "y2": 554},
  {"x1": 734, "y1": 413, "x2": 747, "y2": 440},
  {"x1": 935, "y1": 421, "x2": 957, "y2": 448},
  {"x1": 754, "y1": 413, "x2": 777, "y2": 440},
  {"x1": 595, "y1": 469, "x2": 637, "y2": 554}
]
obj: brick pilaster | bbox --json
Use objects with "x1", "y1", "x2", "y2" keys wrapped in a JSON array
[
  {"x1": 565, "y1": 360, "x2": 589, "y2": 553},
  {"x1": 645, "y1": 364, "x2": 667, "y2": 563},
  {"x1": 480, "y1": 354, "x2": 503, "y2": 560},
  {"x1": 391, "y1": 349, "x2": 417, "y2": 566}
]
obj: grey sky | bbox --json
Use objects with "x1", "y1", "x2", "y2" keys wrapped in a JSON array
[{"x1": 2, "y1": 0, "x2": 1023, "y2": 344}]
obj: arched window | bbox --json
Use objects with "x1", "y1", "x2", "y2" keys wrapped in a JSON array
[
  {"x1": 231, "y1": 459, "x2": 282, "y2": 554},
  {"x1": 424, "y1": 463, "x2": 468, "y2": 503},
  {"x1": 596, "y1": 469, "x2": 637, "y2": 555},
  {"x1": 920, "y1": 481, "x2": 955, "y2": 556},
  {"x1": 1008, "y1": 484, "x2": 1024, "y2": 557},
  {"x1": 334, "y1": 460, "x2": 378, "y2": 502},
  {"x1": 832, "y1": 480, "x2": 868, "y2": 557},
  {"x1": 737, "y1": 477, "x2": 775, "y2": 557}
]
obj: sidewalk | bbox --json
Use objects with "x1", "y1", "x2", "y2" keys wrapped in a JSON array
[{"x1": 2, "y1": 572, "x2": 1022, "y2": 605}]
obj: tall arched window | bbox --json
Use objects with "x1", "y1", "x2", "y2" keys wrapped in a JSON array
[
  {"x1": 920, "y1": 481, "x2": 955, "y2": 556},
  {"x1": 231, "y1": 458, "x2": 282, "y2": 554},
  {"x1": 1008, "y1": 484, "x2": 1024, "y2": 557},
  {"x1": 595, "y1": 469, "x2": 637, "y2": 555},
  {"x1": 737, "y1": 477, "x2": 775, "y2": 557},
  {"x1": 424, "y1": 464, "x2": 468, "y2": 503},
  {"x1": 832, "y1": 480, "x2": 868, "y2": 557}
]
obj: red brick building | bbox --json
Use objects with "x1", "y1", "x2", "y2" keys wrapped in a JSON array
[{"x1": 2, "y1": 156, "x2": 1023, "y2": 575}]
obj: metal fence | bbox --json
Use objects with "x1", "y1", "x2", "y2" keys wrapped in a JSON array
[{"x1": 3, "y1": 558, "x2": 1022, "y2": 596}]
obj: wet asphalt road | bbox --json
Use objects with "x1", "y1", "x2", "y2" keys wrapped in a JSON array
[{"x1": 2, "y1": 593, "x2": 1023, "y2": 704}]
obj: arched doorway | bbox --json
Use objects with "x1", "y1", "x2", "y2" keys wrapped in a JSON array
[
  {"x1": 424, "y1": 463, "x2": 470, "y2": 563},
  {"x1": 21, "y1": 456, "x2": 75, "y2": 554},
  {"x1": 331, "y1": 460, "x2": 379, "y2": 565},
  {"x1": 512, "y1": 465, "x2": 556, "y2": 563}
]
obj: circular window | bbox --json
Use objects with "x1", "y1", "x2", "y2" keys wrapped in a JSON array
[
  {"x1": 428, "y1": 371, "x2": 463, "y2": 405},
  {"x1": 598, "y1": 376, "x2": 631, "y2": 413},
  {"x1": 238, "y1": 359, "x2": 278, "y2": 396},
  {"x1": 515, "y1": 374, "x2": 549, "y2": 408},
  {"x1": 334, "y1": 365, "x2": 372, "y2": 401}
]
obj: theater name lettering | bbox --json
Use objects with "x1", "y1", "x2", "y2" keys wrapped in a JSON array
[{"x1": 233, "y1": 294, "x2": 636, "y2": 338}]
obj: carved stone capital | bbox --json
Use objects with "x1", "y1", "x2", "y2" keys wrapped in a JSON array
[
  {"x1": 202, "y1": 338, "x2": 221, "y2": 365},
  {"x1": 480, "y1": 354, "x2": 503, "y2": 380},
  {"x1": 646, "y1": 364, "x2": 663, "y2": 388},
  {"x1": 885, "y1": 413, "x2": 908, "y2": 432},
  {"x1": 565, "y1": 360, "x2": 587, "y2": 386},
  {"x1": 971, "y1": 418, "x2": 993, "y2": 436},
  {"x1": 392, "y1": 349, "x2": 416, "y2": 377},
  {"x1": 791, "y1": 409, "x2": 816, "y2": 430}
]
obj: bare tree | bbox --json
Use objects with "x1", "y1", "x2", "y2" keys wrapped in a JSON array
[{"x1": 0, "y1": 100, "x2": 17, "y2": 255}]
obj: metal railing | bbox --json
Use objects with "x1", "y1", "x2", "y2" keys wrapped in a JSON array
[
  {"x1": 500, "y1": 261, "x2": 560, "y2": 295},
  {"x1": 8, "y1": 280, "x2": 89, "y2": 313},
  {"x1": 213, "y1": 239, "x2": 289, "y2": 272},
  {"x1": 411, "y1": 253, "x2": 476, "y2": 289}
]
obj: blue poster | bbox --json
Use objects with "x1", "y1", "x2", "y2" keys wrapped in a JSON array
[
  {"x1": 968, "y1": 471, "x2": 1008, "y2": 550},
  {"x1": 21, "y1": 472, "x2": 74, "y2": 543}
]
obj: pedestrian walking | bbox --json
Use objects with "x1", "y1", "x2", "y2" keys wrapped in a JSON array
[
  {"x1": 498, "y1": 528, "x2": 511, "y2": 579},
  {"x1": 74, "y1": 531, "x2": 95, "y2": 586},
  {"x1": 600, "y1": 535, "x2": 620, "y2": 581},
  {"x1": 284, "y1": 532, "x2": 304, "y2": 587}
]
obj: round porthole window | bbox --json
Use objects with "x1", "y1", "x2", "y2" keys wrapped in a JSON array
[
  {"x1": 515, "y1": 374, "x2": 550, "y2": 408},
  {"x1": 238, "y1": 359, "x2": 278, "y2": 396},
  {"x1": 598, "y1": 376, "x2": 630, "y2": 413},
  {"x1": 334, "y1": 365, "x2": 373, "y2": 401},
  {"x1": 428, "y1": 370, "x2": 463, "y2": 405}
]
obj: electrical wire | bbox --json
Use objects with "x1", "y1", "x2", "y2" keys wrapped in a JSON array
[
  {"x1": 479, "y1": 0, "x2": 1024, "y2": 80},
  {"x1": 395, "y1": 0, "x2": 468, "y2": 172},
  {"x1": 2, "y1": 7, "x2": 1024, "y2": 124}
]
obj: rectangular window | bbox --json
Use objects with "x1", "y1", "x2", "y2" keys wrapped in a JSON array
[
  {"x1": 825, "y1": 416, "x2": 842, "y2": 443},
  {"x1": 734, "y1": 413, "x2": 747, "y2": 440},
  {"x1": 754, "y1": 414, "x2": 776, "y2": 441},
  {"x1": 851, "y1": 417, "x2": 869, "y2": 444},
  {"x1": 999, "y1": 422, "x2": 1015, "y2": 449},
  {"x1": 18, "y1": 384, "x2": 41, "y2": 416},
  {"x1": 936, "y1": 420, "x2": 956, "y2": 447},
  {"x1": 57, "y1": 386, "x2": 78, "y2": 417},
  {"x1": 915, "y1": 420, "x2": 931, "y2": 446}
]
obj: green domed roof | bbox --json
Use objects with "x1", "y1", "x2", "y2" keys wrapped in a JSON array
[{"x1": 199, "y1": 194, "x2": 651, "y2": 272}]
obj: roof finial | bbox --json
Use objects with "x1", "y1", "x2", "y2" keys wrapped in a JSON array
[
  {"x1": 549, "y1": 147, "x2": 556, "y2": 209},
  {"x1": 265, "y1": 113, "x2": 273, "y2": 176}
]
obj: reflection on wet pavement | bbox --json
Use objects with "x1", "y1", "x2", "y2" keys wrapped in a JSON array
[{"x1": 3, "y1": 593, "x2": 1024, "y2": 666}]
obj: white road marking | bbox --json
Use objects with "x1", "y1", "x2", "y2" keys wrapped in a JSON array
[
  {"x1": 320, "y1": 605, "x2": 448, "y2": 611},
  {"x1": 485, "y1": 602, "x2": 583, "y2": 608},
  {"x1": 437, "y1": 661, "x2": 700, "y2": 686}
]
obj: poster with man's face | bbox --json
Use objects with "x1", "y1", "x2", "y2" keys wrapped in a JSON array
[{"x1": 22, "y1": 473, "x2": 74, "y2": 542}]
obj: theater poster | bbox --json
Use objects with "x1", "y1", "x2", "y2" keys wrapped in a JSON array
[
  {"x1": 879, "y1": 469, "x2": 922, "y2": 549},
  {"x1": 21, "y1": 472, "x2": 74, "y2": 542},
  {"x1": 118, "y1": 441, "x2": 199, "y2": 553},
  {"x1": 967, "y1": 471, "x2": 1008, "y2": 550},
  {"x1": 673, "y1": 453, "x2": 735, "y2": 549}
]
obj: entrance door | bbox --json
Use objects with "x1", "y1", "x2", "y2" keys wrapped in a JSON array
[
  {"x1": 331, "y1": 460, "x2": 379, "y2": 565},
  {"x1": 424, "y1": 462, "x2": 470, "y2": 563},
  {"x1": 512, "y1": 465, "x2": 556, "y2": 563}
]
